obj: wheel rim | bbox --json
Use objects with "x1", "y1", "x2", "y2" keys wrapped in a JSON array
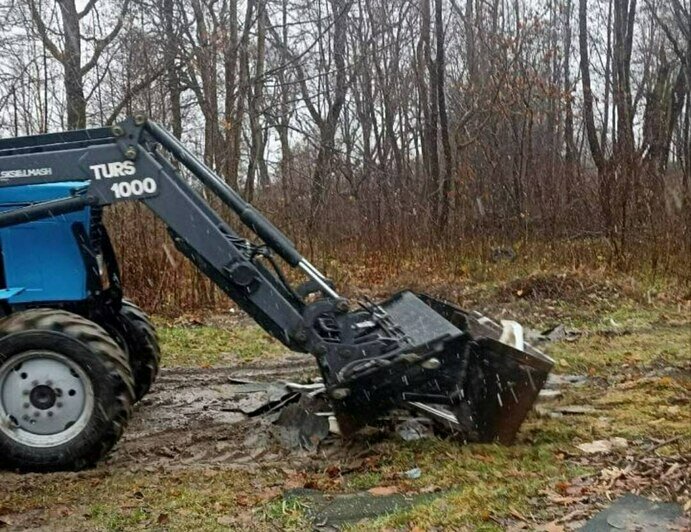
[{"x1": 0, "y1": 351, "x2": 95, "y2": 448}]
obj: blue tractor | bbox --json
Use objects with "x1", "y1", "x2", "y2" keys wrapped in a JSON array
[
  {"x1": 0, "y1": 116, "x2": 552, "y2": 471},
  {"x1": 0, "y1": 181, "x2": 159, "y2": 470}
]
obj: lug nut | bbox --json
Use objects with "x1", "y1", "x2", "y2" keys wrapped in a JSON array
[
  {"x1": 111, "y1": 125, "x2": 124, "y2": 137},
  {"x1": 421, "y1": 357, "x2": 442, "y2": 370},
  {"x1": 23, "y1": 403, "x2": 30, "y2": 409},
  {"x1": 22, "y1": 390, "x2": 29, "y2": 395},
  {"x1": 56, "y1": 402, "x2": 63, "y2": 408},
  {"x1": 330, "y1": 388, "x2": 351, "y2": 400}
]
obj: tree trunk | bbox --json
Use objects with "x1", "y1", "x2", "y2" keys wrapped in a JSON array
[
  {"x1": 563, "y1": 0, "x2": 576, "y2": 169},
  {"x1": 420, "y1": 0, "x2": 439, "y2": 223},
  {"x1": 223, "y1": 0, "x2": 240, "y2": 189},
  {"x1": 310, "y1": 0, "x2": 350, "y2": 210},
  {"x1": 435, "y1": 0, "x2": 453, "y2": 230},
  {"x1": 246, "y1": 0, "x2": 267, "y2": 200},
  {"x1": 580, "y1": 0, "x2": 617, "y2": 249},
  {"x1": 190, "y1": 0, "x2": 220, "y2": 167},
  {"x1": 59, "y1": 0, "x2": 86, "y2": 129},
  {"x1": 163, "y1": 0, "x2": 182, "y2": 138}
]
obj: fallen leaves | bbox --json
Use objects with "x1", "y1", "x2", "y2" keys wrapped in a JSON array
[
  {"x1": 367, "y1": 486, "x2": 399, "y2": 496},
  {"x1": 576, "y1": 437, "x2": 628, "y2": 454},
  {"x1": 519, "y1": 438, "x2": 691, "y2": 531},
  {"x1": 257, "y1": 486, "x2": 282, "y2": 502},
  {"x1": 540, "y1": 480, "x2": 590, "y2": 507},
  {"x1": 569, "y1": 442, "x2": 691, "y2": 517},
  {"x1": 539, "y1": 523, "x2": 565, "y2": 532}
]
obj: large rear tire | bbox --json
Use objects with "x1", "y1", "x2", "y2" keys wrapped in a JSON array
[
  {"x1": 0, "y1": 309, "x2": 134, "y2": 471},
  {"x1": 103, "y1": 300, "x2": 160, "y2": 402}
]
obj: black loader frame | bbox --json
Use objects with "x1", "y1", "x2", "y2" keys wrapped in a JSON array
[{"x1": 0, "y1": 115, "x2": 553, "y2": 442}]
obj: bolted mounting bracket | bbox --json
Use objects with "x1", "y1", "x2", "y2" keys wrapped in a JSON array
[{"x1": 133, "y1": 113, "x2": 148, "y2": 126}]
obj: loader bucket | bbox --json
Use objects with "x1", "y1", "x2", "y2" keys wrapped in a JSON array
[{"x1": 323, "y1": 292, "x2": 554, "y2": 444}]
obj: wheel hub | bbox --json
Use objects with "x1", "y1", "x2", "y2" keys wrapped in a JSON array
[
  {"x1": 30, "y1": 385, "x2": 57, "y2": 410},
  {"x1": 0, "y1": 351, "x2": 94, "y2": 447}
]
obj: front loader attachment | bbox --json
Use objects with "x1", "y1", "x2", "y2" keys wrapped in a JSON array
[
  {"x1": 0, "y1": 116, "x2": 553, "y2": 468},
  {"x1": 310, "y1": 292, "x2": 554, "y2": 444}
]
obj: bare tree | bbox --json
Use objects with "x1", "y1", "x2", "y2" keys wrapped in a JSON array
[
  {"x1": 0, "y1": 0, "x2": 687, "y2": 301},
  {"x1": 28, "y1": 0, "x2": 131, "y2": 129},
  {"x1": 435, "y1": 0, "x2": 454, "y2": 230}
]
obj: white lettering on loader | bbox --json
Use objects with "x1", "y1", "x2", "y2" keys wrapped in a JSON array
[{"x1": 89, "y1": 161, "x2": 136, "y2": 180}]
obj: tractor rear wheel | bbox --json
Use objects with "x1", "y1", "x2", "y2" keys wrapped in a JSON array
[
  {"x1": 103, "y1": 301, "x2": 160, "y2": 402},
  {"x1": 0, "y1": 309, "x2": 134, "y2": 471}
]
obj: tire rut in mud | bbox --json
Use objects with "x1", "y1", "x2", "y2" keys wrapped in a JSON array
[{"x1": 108, "y1": 356, "x2": 323, "y2": 469}]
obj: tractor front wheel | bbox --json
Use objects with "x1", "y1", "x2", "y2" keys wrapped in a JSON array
[{"x1": 0, "y1": 309, "x2": 134, "y2": 471}]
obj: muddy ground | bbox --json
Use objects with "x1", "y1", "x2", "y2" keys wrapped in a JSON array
[{"x1": 113, "y1": 359, "x2": 328, "y2": 471}]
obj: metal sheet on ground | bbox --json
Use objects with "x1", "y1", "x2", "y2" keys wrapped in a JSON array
[
  {"x1": 580, "y1": 494, "x2": 685, "y2": 531},
  {"x1": 284, "y1": 488, "x2": 441, "y2": 527}
]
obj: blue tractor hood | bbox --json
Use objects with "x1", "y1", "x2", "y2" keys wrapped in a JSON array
[{"x1": 0, "y1": 181, "x2": 92, "y2": 304}]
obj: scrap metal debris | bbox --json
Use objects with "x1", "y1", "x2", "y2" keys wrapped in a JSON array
[
  {"x1": 581, "y1": 494, "x2": 687, "y2": 531},
  {"x1": 525, "y1": 324, "x2": 582, "y2": 345},
  {"x1": 404, "y1": 467, "x2": 422, "y2": 480},
  {"x1": 223, "y1": 381, "x2": 299, "y2": 415},
  {"x1": 545, "y1": 374, "x2": 588, "y2": 388},
  {"x1": 538, "y1": 389, "x2": 563, "y2": 400},
  {"x1": 283, "y1": 488, "x2": 440, "y2": 529},
  {"x1": 273, "y1": 403, "x2": 330, "y2": 450},
  {"x1": 552, "y1": 405, "x2": 597, "y2": 415},
  {"x1": 396, "y1": 418, "x2": 434, "y2": 442}
]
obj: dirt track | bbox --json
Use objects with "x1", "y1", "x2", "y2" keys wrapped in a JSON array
[{"x1": 107, "y1": 355, "x2": 344, "y2": 472}]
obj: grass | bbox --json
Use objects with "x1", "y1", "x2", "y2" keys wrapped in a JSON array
[
  {"x1": 130, "y1": 274, "x2": 691, "y2": 529},
  {"x1": 259, "y1": 498, "x2": 311, "y2": 529},
  {"x1": 0, "y1": 468, "x2": 276, "y2": 531},
  {"x1": 156, "y1": 322, "x2": 285, "y2": 366},
  {"x1": 551, "y1": 326, "x2": 690, "y2": 373},
  {"x1": 336, "y1": 440, "x2": 584, "y2": 531}
]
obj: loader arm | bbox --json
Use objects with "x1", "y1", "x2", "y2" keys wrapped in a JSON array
[
  {"x1": 0, "y1": 116, "x2": 553, "y2": 443},
  {"x1": 0, "y1": 116, "x2": 325, "y2": 350}
]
